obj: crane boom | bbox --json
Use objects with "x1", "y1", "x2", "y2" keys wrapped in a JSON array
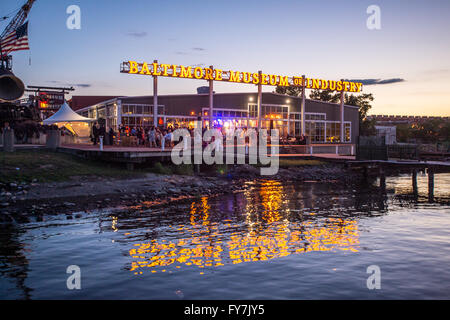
[{"x1": 0, "y1": 0, "x2": 35, "y2": 40}]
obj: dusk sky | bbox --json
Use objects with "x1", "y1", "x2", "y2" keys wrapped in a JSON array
[{"x1": 1, "y1": 0, "x2": 450, "y2": 116}]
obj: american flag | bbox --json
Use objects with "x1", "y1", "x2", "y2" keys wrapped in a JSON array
[{"x1": 0, "y1": 22, "x2": 30, "y2": 55}]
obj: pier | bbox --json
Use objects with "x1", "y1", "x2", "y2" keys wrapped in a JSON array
[{"x1": 347, "y1": 160, "x2": 450, "y2": 202}]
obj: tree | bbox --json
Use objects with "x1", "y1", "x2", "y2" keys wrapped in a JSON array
[
  {"x1": 309, "y1": 89, "x2": 340, "y2": 103},
  {"x1": 274, "y1": 86, "x2": 302, "y2": 97},
  {"x1": 275, "y1": 85, "x2": 376, "y2": 136}
]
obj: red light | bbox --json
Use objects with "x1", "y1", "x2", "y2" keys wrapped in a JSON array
[{"x1": 39, "y1": 92, "x2": 48, "y2": 103}]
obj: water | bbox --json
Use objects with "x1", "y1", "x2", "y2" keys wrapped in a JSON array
[{"x1": 1, "y1": 173, "x2": 449, "y2": 300}]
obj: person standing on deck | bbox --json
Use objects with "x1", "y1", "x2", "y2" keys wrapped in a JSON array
[
  {"x1": 148, "y1": 126, "x2": 156, "y2": 148},
  {"x1": 108, "y1": 127, "x2": 115, "y2": 145},
  {"x1": 92, "y1": 122, "x2": 100, "y2": 145}
]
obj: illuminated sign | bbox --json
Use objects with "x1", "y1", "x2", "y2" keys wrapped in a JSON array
[
  {"x1": 121, "y1": 60, "x2": 363, "y2": 93},
  {"x1": 38, "y1": 91, "x2": 65, "y2": 110}
]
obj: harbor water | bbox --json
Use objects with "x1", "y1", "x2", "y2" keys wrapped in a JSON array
[{"x1": 1, "y1": 173, "x2": 449, "y2": 299}]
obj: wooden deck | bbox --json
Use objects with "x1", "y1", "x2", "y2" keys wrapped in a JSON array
[{"x1": 59, "y1": 143, "x2": 356, "y2": 162}]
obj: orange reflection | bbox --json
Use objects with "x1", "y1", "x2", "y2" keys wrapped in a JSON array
[{"x1": 129, "y1": 182, "x2": 359, "y2": 274}]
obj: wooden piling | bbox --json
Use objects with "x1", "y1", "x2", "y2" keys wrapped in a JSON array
[
  {"x1": 428, "y1": 167, "x2": 434, "y2": 202},
  {"x1": 412, "y1": 169, "x2": 418, "y2": 196},
  {"x1": 379, "y1": 166, "x2": 386, "y2": 190}
]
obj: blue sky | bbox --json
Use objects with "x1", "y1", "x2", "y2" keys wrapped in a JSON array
[{"x1": 2, "y1": 0, "x2": 450, "y2": 115}]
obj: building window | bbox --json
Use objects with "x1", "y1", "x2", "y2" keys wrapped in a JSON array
[
  {"x1": 345, "y1": 123, "x2": 351, "y2": 142},
  {"x1": 305, "y1": 113, "x2": 326, "y2": 120},
  {"x1": 326, "y1": 122, "x2": 340, "y2": 142}
]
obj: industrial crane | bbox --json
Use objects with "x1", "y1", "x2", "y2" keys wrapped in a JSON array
[
  {"x1": 0, "y1": 0, "x2": 35, "y2": 101},
  {"x1": 0, "y1": 0, "x2": 39, "y2": 125}
]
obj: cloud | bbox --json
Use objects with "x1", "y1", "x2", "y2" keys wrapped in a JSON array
[
  {"x1": 192, "y1": 63, "x2": 205, "y2": 67},
  {"x1": 175, "y1": 47, "x2": 207, "y2": 55},
  {"x1": 126, "y1": 31, "x2": 148, "y2": 38},
  {"x1": 348, "y1": 78, "x2": 405, "y2": 85},
  {"x1": 45, "y1": 80, "x2": 92, "y2": 88}
]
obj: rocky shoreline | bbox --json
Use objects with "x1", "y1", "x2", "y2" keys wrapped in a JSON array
[{"x1": 0, "y1": 163, "x2": 360, "y2": 224}]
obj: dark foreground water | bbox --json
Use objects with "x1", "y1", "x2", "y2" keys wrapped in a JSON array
[{"x1": 1, "y1": 173, "x2": 449, "y2": 300}]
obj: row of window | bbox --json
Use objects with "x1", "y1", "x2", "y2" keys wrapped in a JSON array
[
  {"x1": 290, "y1": 113, "x2": 326, "y2": 120},
  {"x1": 89, "y1": 104, "x2": 329, "y2": 122},
  {"x1": 291, "y1": 122, "x2": 350, "y2": 142},
  {"x1": 122, "y1": 116, "x2": 155, "y2": 127},
  {"x1": 121, "y1": 104, "x2": 165, "y2": 115},
  {"x1": 212, "y1": 110, "x2": 248, "y2": 118},
  {"x1": 118, "y1": 116, "x2": 351, "y2": 142}
]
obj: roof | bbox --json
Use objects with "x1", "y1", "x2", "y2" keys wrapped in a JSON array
[
  {"x1": 74, "y1": 91, "x2": 360, "y2": 112},
  {"x1": 69, "y1": 96, "x2": 121, "y2": 111},
  {"x1": 43, "y1": 101, "x2": 94, "y2": 124}
]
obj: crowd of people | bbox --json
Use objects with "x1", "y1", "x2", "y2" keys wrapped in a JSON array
[
  {"x1": 115, "y1": 124, "x2": 189, "y2": 149},
  {"x1": 2, "y1": 120, "x2": 309, "y2": 148},
  {"x1": 106, "y1": 124, "x2": 310, "y2": 149}
]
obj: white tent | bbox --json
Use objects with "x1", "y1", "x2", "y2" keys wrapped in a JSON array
[
  {"x1": 43, "y1": 101, "x2": 94, "y2": 124},
  {"x1": 43, "y1": 101, "x2": 94, "y2": 143}
]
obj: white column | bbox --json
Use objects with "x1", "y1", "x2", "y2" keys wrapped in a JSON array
[
  {"x1": 257, "y1": 70, "x2": 262, "y2": 131},
  {"x1": 339, "y1": 79, "x2": 345, "y2": 143},
  {"x1": 209, "y1": 65, "x2": 214, "y2": 129},
  {"x1": 301, "y1": 75, "x2": 306, "y2": 135},
  {"x1": 153, "y1": 59, "x2": 158, "y2": 127},
  {"x1": 116, "y1": 99, "x2": 122, "y2": 128},
  {"x1": 287, "y1": 104, "x2": 290, "y2": 136}
]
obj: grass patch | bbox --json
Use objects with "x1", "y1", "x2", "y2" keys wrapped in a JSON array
[
  {"x1": 150, "y1": 162, "x2": 173, "y2": 175},
  {"x1": 278, "y1": 159, "x2": 328, "y2": 167},
  {"x1": 173, "y1": 164, "x2": 194, "y2": 176},
  {"x1": 0, "y1": 150, "x2": 142, "y2": 183}
]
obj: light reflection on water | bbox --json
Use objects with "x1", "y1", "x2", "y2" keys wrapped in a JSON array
[
  {"x1": 0, "y1": 173, "x2": 449, "y2": 299},
  {"x1": 129, "y1": 183, "x2": 360, "y2": 275}
]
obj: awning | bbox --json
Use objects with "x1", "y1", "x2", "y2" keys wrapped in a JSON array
[{"x1": 43, "y1": 101, "x2": 94, "y2": 124}]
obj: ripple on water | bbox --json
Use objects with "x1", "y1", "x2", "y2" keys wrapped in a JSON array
[{"x1": 1, "y1": 174, "x2": 449, "y2": 299}]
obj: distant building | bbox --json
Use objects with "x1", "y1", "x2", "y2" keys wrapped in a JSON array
[
  {"x1": 375, "y1": 125, "x2": 396, "y2": 145},
  {"x1": 368, "y1": 114, "x2": 450, "y2": 125}
]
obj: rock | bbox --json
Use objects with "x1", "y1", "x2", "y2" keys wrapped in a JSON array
[
  {"x1": 193, "y1": 181, "x2": 203, "y2": 187},
  {"x1": 64, "y1": 202, "x2": 76, "y2": 207}
]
